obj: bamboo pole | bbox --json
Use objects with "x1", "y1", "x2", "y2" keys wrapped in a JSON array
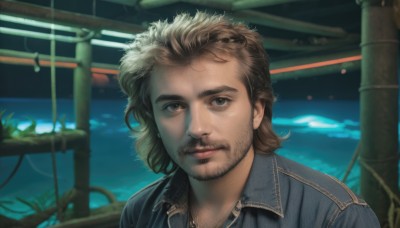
[
  {"x1": 270, "y1": 50, "x2": 361, "y2": 69},
  {"x1": 0, "y1": 22, "x2": 357, "y2": 51},
  {"x1": 138, "y1": 0, "x2": 349, "y2": 37},
  {"x1": 140, "y1": 0, "x2": 304, "y2": 10},
  {"x1": 231, "y1": 10, "x2": 348, "y2": 38},
  {"x1": 233, "y1": 0, "x2": 303, "y2": 10},
  {"x1": 0, "y1": 130, "x2": 87, "y2": 157},
  {"x1": 0, "y1": 48, "x2": 362, "y2": 81},
  {"x1": 72, "y1": 30, "x2": 92, "y2": 218},
  {"x1": 262, "y1": 35, "x2": 360, "y2": 51},
  {"x1": 139, "y1": 0, "x2": 232, "y2": 10},
  {"x1": 271, "y1": 60, "x2": 360, "y2": 80},
  {"x1": 0, "y1": 1, "x2": 357, "y2": 50},
  {"x1": 0, "y1": 27, "x2": 94, "y2": 43},
  {"x1": 0, "y1": 49, "x2": 118, "y2": 71},
  {"x1": 270, "y1": 49, "x2": 361, "y2": 79},
  {"x1": 0, "y1": 49, "x2": 118, "y2": 70},
  {"x1": 0, "y1": 1, "x2": 144, "y2": 34},
  {"x1": 0, "y1": 49, "x2": 79, "y2": 64},
  {"x1": 359, "y1": 0, "x2": 399, "y2": 225},
  {"x1": 49, "y1": 210, "x2": 122, "y2": 228},
  {"x1": 139, "y1": 0, "x2": 180, "y2": 8}
]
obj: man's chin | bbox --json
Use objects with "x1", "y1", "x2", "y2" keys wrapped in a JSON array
[
  {"x1": 189, "y1": 173, "x2": 225, "y2": 182},
  {"x1": 188, "y1": 167, "x2": 231, "y2": 181}
]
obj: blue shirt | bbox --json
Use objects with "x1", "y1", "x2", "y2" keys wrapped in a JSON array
[{"x1": 120, "y1": 152, "x2": 380, "y2": 227}]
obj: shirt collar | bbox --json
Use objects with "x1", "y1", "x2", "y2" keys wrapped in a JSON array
[
  {"x1": 153, "y1": 168, "x2": 189, "y2": 212},
  {"x1": 154, "y1": 152, "x2": 284, "y2": 218}
]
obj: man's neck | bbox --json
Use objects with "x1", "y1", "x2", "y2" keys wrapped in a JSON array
[{"x1": 188, "y1": 148, "x2": 255, "y2": 209}]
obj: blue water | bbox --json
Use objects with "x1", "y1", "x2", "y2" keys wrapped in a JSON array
[{"x1": 0, "y1": 98, "x2": 393, "y2": 223}]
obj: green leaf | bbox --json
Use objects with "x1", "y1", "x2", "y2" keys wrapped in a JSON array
[{"x1": 19, "y1": 116, "x2": 37, "y2": 137}]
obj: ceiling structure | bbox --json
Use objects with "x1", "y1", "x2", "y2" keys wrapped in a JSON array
[
  {"x1": 0, "y1": 0, "x2": 367, "y2": 99},
  {"x1": 106, "y1": 0, "x2": 362, "y2": 59}
]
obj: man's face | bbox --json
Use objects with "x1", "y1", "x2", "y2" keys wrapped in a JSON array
[{"x1": 149, "y1": 56, "x2": 264, "y2": 181}]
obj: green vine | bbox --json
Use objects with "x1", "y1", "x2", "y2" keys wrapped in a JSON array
[{"x1": 359, "y1": 159, "x2": 400, "y2": 228}]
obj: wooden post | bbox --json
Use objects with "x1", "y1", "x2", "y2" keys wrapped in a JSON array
[
  {"x1": 73, "y1": 30, "x2": 92, "y2": 218},
  {"x1": 359, "y1": 0, "x2": 399, "y2": 225}
]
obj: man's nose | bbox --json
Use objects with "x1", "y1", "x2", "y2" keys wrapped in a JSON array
[{"x1": 186, "y1": 104, "x2": 211, "y2": 139}]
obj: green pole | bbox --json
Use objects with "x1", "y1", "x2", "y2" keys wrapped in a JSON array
[
  {"x1": 73, "y1": 30, "x2": 92, "y2": 218},
  {"x1": 359, "y1": 0, "x2": 399, "y2": 225}
]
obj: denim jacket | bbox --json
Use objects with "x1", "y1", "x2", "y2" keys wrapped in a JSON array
[{"x1": 120, "y1": 152, "x2": 380, "y2": 227}]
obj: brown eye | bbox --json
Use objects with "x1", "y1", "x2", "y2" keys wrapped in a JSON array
[
  {"x1": 163, "y1": 103, "x2": 185, "y2": 113},
  {"x1": 211, "y1": 97, "x2": 230, "y2": 106}
]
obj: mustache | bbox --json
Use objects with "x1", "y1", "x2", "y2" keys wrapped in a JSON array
[{"x1": 179, "y1": 138, "x2": 229, "y2": 154}]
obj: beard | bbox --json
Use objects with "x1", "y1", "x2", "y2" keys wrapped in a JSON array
[
  {"x1": 178, "y1": 119, "x2": 254, "y2": 181},
  {"x1": 190, "y1": 140, "x2": 252, "y2": 181}
]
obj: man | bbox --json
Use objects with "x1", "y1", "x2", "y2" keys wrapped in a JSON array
[{"x1": 118, "y1": 12, "x2": 380, "y2": 228}]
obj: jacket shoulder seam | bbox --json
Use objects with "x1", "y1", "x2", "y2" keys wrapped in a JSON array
[
  {"x1": 278, "y1": 167, "x2": 365, "y2": 210},
  {"x1": 325, "y1": 174, "x2": 367, "y2": 205}
]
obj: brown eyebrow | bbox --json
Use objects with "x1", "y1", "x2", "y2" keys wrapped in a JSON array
[{"x1": 154, "y1": 85, "x2": 238, "y2": 104}]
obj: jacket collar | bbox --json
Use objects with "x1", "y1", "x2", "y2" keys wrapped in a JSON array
[
  {"x1": 154, "y1": 152, "x2": 284, "y2": 218},
  {"x1": 241, "y1": 152, "x2": 284, "y2": 217},
  {"x1": 152, "y1": 169, "x2": 189, "y2": 212}
]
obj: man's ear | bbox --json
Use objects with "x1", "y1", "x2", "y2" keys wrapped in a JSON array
[{"x1": 253, "y1": 99, "x2": 265, "y2": 129}]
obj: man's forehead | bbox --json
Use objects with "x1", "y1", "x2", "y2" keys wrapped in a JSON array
[
  {"x1": 148, "y1": 57, "x2": 245, "y2": 99},
  {"x1": 153, "y1": 53, "x2": 237, "y2": 71}
]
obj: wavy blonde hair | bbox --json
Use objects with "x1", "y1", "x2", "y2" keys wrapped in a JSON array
[{"x1": 119, "y1": 12, "x2": 282, "y2": 174}]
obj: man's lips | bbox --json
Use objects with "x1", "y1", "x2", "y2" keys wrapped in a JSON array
[
  {"x1": 184, "y1": 147, "x2": 223, "y2": 159},
  {"x1": 185, "y1": 146, "x2": 223, "y2": 154}
]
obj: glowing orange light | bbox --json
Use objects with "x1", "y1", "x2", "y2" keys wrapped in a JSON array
[
  {"x1": 91, "y1": 67, "x2": 119, "y2": 75},
  {"x1": 92, "y1": 73, "x2": 110, "y2": 87},
  {"x1": 1, "y1": 55, "x2": 362, "y2": 77},
  {"x1": 270, "y1": 55, "x2": 362, "y2": 74},
  {"x1": 40, "y1": 60, "x2": 78, "y2": 68},
  {"x1": 0, "y1": 56, "x2": 35, "y2": 65},
  {"x1": 0, "y1": 56, "x2": 119, "y2": 75},
  {"x1": 0, "y1": 56, "x2": 79, "y2": 68}
]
